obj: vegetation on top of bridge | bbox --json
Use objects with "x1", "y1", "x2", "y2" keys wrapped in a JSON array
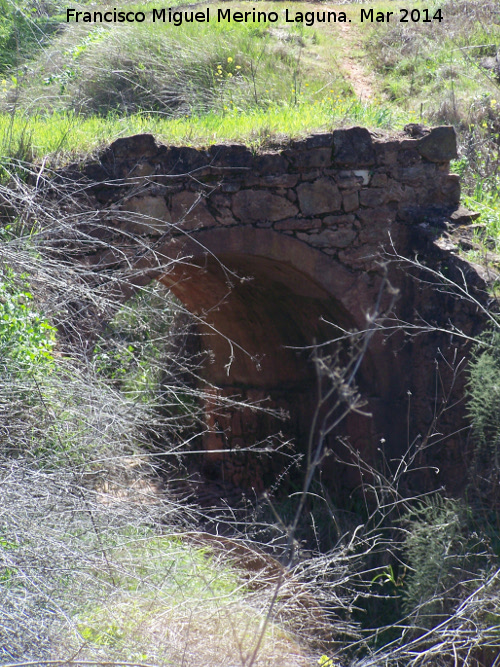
[{"x1": 1, "y1": 0, "x2": 498, "y2": 248}]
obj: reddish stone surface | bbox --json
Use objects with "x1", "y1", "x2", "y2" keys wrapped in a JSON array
[{"x1": 170, "y1": 191, "x2": 216, "y2": 230}]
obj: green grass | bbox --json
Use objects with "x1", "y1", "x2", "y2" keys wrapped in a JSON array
[
  {"x1": 57, "y1": 530, "x2": 311, "y2": 665},
  {"x1": 361, "y1": 0, "x2": 500, "y2": 117},
  {"x1": 3, "y1": 4, "x2": 342, "y2": 114},
  {"x1": 0, "y1": 99, "x2": 407, "y2": 161},
  {"x1": 0, "y1": 1, "x2": 425, "y2": 162}
]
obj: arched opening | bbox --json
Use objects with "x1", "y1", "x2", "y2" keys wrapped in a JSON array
[{"x1": 155, "y1": 228, "x2": 381, "y2": 495}]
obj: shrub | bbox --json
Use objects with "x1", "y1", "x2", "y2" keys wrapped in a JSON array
[
  {"x1": 0, "y1": 267, "x2": 56, "y2": 373},
  {"x1": 0, "y1": 0, "x2": 59, "y2": 74},
  {"x1": 468, "y1": 326, "x2": 500, "y2": 488},
  {"x1": 401, "y1": 496, "x2": 491, "y2": 631}
]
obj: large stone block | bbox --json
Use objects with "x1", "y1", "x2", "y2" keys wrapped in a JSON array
[
  {"x1": 286, "y1": 148, "x2": 333, "y2": 171},
  {"x1": 120, "y1": 195, "x2": 171, "y2": 234},
  {"x1": 158, "y1": 146, "x2": 210, "y2": 174},
  {"x1": 290, "y1": 134, "x2": 333, "y2": 150},
  {"x1": 333, "y1": 127, "x2": 375, "y2": 167},
  {"x1": 254, "y1": 153, "x2": 288, "y2": 175},
  {"x1": 232, "y1": 190, "x2": 298, "y2": 222},
  {"x1": 417, "y1": 126, "x2": 458, "y2": 162},
  {"x1": 207, "y1": 144, "x2": 253, "y2": 169},
  {"x1": 107, "y1": 134, "x2": 158, "y2": 159},
  {"x1": 297, "y1": 178, "x2": 341, "y2": 216},
  {"x1": 171, "y1": 191, "x2": 216, "y2": 230}
]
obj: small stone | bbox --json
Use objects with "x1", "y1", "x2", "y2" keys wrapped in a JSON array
[
  {"x1": 130, "y1": 162, "x2": 155, "y2": 179},
  {"x1": 244, "y1": 174, "x2": 298, "y2": 188},
  {"x1": 360, "y1": 188, "x2": 387, "y2": 208},
  {"x1": 300, "y1": 170, "x2": 323, "y2": 182},
  {"x1": 440, "y1": 174, "x2": 461, "y2": 204},
  {"x1": 274, "y1": 218, "x2": 321, "y2": 231},
  {"x1": 262, "y1": 174, "x2": 299, "y2": 187},
  {"x1": 221, "y1": 181, "x2": 241, "y2": 193},
  {"x1": 324, "y1": 214, "x2": 356, "y2": 227},
  {"x1": 342, "y1": 190, "x2": 359, "y2": 213},
  {"x1": 337, "y1": 175, "x2": 363, "y2": 190},
  {"x1": 370, "y1": 173, "x2": 388, "y2": 187},
  {"x1": 353, "y1": 169, "x2": 371, "y2": 185},
  {"x1": 449, "y1": 206, "x2": 480, "y2": 224},
  {"x1": 297, "y1": 228, "x2": 357, "y2": 248},
  {"x1": 386, "y1": 179, "x2": 405, "y2": 202},
  {"x1": 215, "y1": 207, "x2": 236, "y2": 226}
]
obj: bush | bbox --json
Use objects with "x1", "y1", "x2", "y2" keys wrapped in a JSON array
[
  {"x1": 468, "y1": 325, "x2": 500, "y2": 501},
  {"x1": 0, "y1": 0, "x2": 59, "y2": 74},
  {"x1": 401, "y1": 496, "x2": 491, "y2": 631},
  {"x1": 0, "y1": 267, "x2": 56, "y2": 373}
]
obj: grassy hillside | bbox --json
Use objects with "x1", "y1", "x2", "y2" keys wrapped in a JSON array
[
  {"x1": 1, "y1": 0, "x2": 498, "y2": 239},
  {"x1": 0, "y1": 1, "x2": 416, "y2": 158}
]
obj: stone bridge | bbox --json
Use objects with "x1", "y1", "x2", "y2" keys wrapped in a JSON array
[{"x1": 67, "y1": 126, "x2": 486, "y2": 497}]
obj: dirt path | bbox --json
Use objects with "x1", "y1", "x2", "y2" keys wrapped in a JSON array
[{"x1": 336, "y1": 20, "x2": 379, "y2": 101}]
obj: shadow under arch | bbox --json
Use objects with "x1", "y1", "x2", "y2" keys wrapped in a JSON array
[{"x1": 150, "y1": 227, "x2": 390, "y2": 495}]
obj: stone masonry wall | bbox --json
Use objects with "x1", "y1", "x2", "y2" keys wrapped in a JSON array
[{"x1": 84, "y1": 125, "x2": 462, "y2": 271}]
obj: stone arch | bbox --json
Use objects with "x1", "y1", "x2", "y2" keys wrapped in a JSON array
[
  {"x1": 61, "y1": 126, "x2": 487, "y2": 495},
  {"x1": 153, "y1": 227, "x2": 387, "y2": 492}
]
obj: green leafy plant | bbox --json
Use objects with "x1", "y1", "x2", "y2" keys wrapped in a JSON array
[
  {"x1": 468, "y1": 326, "x2": 500, "y2": 453},
  {"x1": 401, "y1": 496, "x2": 490, "y2": 630},
  {"x1": 0, "y1": 0, "x2": 59, "y2": 74},
  {"x1": 0, "y1": 268, "x2": 56, "y2": 373}
]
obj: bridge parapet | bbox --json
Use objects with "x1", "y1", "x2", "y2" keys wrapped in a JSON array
[{"x1": 83, "y1": 125, "x2": 462, "y2": 272}]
